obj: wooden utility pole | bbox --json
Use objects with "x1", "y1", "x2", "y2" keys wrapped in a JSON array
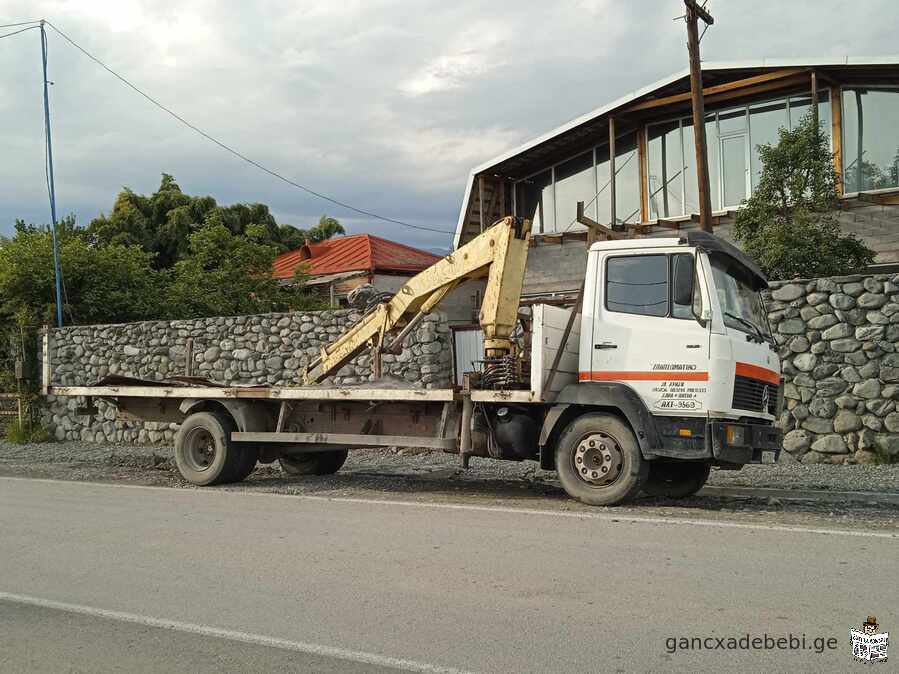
[{"x1": 683, "y1": 0, "x2": 714, "y2": 233}]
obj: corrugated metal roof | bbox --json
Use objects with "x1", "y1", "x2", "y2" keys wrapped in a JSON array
[{"x1": 272, "y1": 234, "x2": 440, "y2": 280}]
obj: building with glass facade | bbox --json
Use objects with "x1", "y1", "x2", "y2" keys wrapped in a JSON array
[{"x1": 454, "y1": 58, "x2": 899, "y2": 295}]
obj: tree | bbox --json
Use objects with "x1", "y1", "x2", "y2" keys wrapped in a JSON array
[
  {"x1": 278, "y1": 215, "x2": 346, "y2": 250},
  {"x1": 0, "y1": 218, "x2": 164, "y2": 325},
  {"x1": 88, "y1": 174, "x2": 344, "y2": 268},
  {"x1": 166, "y1": 223, "x2": 327, "y2": 319},
  {"x1": 733, "y1": 114, "x2": 875, "y2": 279},
  {"x1": 2, "y1": 176, "x2": 339, "y2": 326}
]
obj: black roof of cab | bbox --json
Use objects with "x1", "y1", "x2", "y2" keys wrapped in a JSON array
[{"x1": 684, "y1": 231, "x2": 768, "y2": 290}]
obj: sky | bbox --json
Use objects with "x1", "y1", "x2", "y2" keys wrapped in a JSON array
[{"x1": 1, "y1": 0, "x2": 898, "y2": 252}]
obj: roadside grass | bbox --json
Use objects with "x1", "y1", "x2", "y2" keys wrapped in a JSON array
[{"x1": 4, "y1": 420, "x2": 51, "y2": 444}]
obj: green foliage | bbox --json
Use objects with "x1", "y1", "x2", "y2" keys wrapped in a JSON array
[
  {"x1": 4, "y1": 418, "x2": 50, "y2": 444},
  {"x1": 87, "y1": 174, "x2": 338, "y2": 269},
  {"x1": 0, "y1": 174, "x2": 339, "y2": 324},
  {"x1": 733, "y1": 114, "x2": 876, "y2": 279},
  {"x1": 0, "y1": 219, "x2": 164, "y2": 325}
]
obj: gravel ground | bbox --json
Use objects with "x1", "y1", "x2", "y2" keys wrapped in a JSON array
[
  {"x1": 1, "y1": 439, "x2": 897, "y2": 493},
  {"x1": 1, "y1": 440, "x2": 898, "y2": 532}
]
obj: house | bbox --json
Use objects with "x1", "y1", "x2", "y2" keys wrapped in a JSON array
[
  {"x1": 272, "y1": 233, "x2": 480, "y2": 323},
  {"x1": 454, "y1": 57, "x2": 899, "y2": 299}
]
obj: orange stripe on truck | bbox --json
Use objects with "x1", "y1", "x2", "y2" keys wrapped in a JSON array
[
  {"x1": 579, "y1": 371, "x2": 709, "y2": 382},
  {"x1": 735, "y1": 362, "x2": 780, "y2": 385}
]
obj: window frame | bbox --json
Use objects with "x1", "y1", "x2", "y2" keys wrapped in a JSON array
[{"x1": 603, "y1": 252, "x2": 697, "y2": 320}]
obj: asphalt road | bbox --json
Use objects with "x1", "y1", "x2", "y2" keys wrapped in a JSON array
[{"x1": 0, "y1": 477, "x2": 895, "y2": 673}]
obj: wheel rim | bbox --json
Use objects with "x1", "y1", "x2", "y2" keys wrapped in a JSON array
[
  {"x1": 183, "y1": 427, "x2": 217, "y2": 472},
  {"x1": 573, "y1": 432, "x2": 624, "y2": 486}
]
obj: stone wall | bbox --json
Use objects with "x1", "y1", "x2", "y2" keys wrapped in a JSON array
[
  {"x1": 767, "y1": 274, "x2": 899, "y2": 465},
  {"x1": 45, "y1": 309, "x2": 453, "y2": 444}
]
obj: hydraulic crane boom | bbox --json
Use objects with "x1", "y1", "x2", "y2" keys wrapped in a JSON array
[{"x1": 303, "y1": 216, "x2": 531, "y2": 384}]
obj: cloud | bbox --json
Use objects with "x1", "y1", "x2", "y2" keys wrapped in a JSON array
[
  {"x1": 2, "y1": 0, "x2": 899, "y2": 251},
  {"x1": 399, "y1": 22, "x2": 511, "y2": 97}
]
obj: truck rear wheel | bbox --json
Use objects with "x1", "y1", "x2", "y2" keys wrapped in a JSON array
[
  {"x1": 174, "y1": 412, "x2": 243, "y2": 486},
  {"x1": 231, "y1": 445, "x2": 259, "y2": 483},
  {"x1": 555, "y1": 413, "x2": 647, "y2": 506},
  {"x1": 643, "y1": 462, "x2": 710, "y2": 498},
  {"x1": 279, "y1": 450, "x2": 349, "y2": 476}
]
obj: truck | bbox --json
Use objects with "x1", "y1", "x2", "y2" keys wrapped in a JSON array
[{"x1": 43, "y1": 216, "x2": 783, "y2": 506}]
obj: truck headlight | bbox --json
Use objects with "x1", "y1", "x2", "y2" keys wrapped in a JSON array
[{"x1": 725, "y1": 425, "x2": 748, "y2": 446}]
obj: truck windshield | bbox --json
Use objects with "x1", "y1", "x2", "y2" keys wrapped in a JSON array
[{"x1": 709, "y1": 253, "x2": 770, "y2": 338}]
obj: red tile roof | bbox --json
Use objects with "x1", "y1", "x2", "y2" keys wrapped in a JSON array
[{"x1": 272, "y1": 234, "x2": 441, "y2": 280}]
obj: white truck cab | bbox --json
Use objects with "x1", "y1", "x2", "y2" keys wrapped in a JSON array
[{"x1": 535, "y1": 232, "x2": 783, "y2": 505}]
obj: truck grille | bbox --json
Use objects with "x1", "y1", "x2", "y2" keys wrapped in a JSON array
[{"x1": 732, "y1": 376, "x2": 779, "y2": 415}]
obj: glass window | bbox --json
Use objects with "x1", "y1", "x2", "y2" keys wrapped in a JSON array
[
  {"x1": 749, "y1": 99, "x2": 788, "y2": 190},
  {"x1": 705, "y1": 113, "x2": 721, "y2": 210},
  {"x1": 614, "y1": 132, "x2": 641, "y2": 224},
  {"x1": 709, "y1": 253, "x2": 770, "y2": 338},
  {"x1": 788, "y1": 91, "x2": 830, "y2": 132},
  {"x1": 595, "y1": 143, "x2": 612, "y2": 225},
  {"x1": 683, "y1": 115, "x2": 721, "y2": 212},
  {"x1": 682, "y1": 120, "x2": 699, "y2": 214},
  {"x1": 647, "y1": 121, "x2": 685, "y2": 218},
  {"x1": 718, "y1": 107, "x2": 747, "y2": 135},
  {"x1": 514, "y1": 170, "x2": 553, "y2": 233},
  {"x1": 721, "y1": 135, "x2": 747, "y2": 207},
  {"x1": 554, "y1": 151, "x2": 595, "y2": 233},
  {"x1": 671, "y1": 253, "x2": 696, "y2": 319},
  {"x1": 842, "y1": 87, "x2": 899, "y2": 193},
  {"x1": 606, "y1": 255, "x2": 668, "y2": 317}
]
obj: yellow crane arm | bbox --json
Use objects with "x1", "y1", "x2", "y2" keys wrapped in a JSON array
[{"x1": 302, "y1": 216, "x2": 531, "y2": 384}]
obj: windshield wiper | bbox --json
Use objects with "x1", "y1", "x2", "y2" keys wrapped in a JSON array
[{"x1": 725, "y1": 311, "x2": 767, "y2": 343}]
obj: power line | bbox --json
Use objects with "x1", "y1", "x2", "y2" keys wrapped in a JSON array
[
  {"x1": 41, "y1": 20, "x2": 455, "y2": 236},
  {"x1": 0, "y1": 25, "x2": 39, "y2": 40},
  {"x1": 0, "y1": 20, "x2": 42, "y2": 29}
]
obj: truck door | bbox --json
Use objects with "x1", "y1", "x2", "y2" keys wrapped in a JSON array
[{"x1": 587, "y1": 249, "x2": 710, "y2": 417}]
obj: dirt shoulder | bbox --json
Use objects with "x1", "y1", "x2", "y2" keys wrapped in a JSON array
[{"x1": 1, "y1": 440, "x2": 897, "y2": 533}]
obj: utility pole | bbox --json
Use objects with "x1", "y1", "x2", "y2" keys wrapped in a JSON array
[
  {"x1": 40, "y1": 20, "x2": 64, "y2": 328},
  {"x1": 683, "y1": 0, "x2": 714, "y2": 233}
]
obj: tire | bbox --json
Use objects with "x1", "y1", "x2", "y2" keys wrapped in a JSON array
[
  {"x1": 643, "y1": 462, "x2": 710, "y2": 498},
  {"x1": 174, "y1": 412, "x2": 242, "y2": 486},
  {"x1": 555, "y1": 413, "x2": 647, "y2": 506},
  {"x1": 231, "y1": 444, "x2": 260, "y2": 483},
  {"x1": 279, "y1": 449, "x2": 349, "y2": 476}
]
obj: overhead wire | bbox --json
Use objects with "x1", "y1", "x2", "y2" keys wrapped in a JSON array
[
  {"x1": 0, "y1": 24, "x2": 40, "y2": 40},
  {"x1": 0, "y1": 19, "x2": 42, "y2": 29},
  {"x1": 42, "y1": 20, "x2": 455, "y2": 236}
]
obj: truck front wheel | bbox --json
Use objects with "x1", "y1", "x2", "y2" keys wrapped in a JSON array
[
  {"x1": 174, "y1": 412, "x2": 244, "y2": 486},
  {"x1": 555, "y1": 413, "x2": 647, "y2": 506},
  {"x1": 279, "y1": 450, "x2": 349, "y2": 476},
  {"x1": 643, "y1": 462, "x2": 710, "y2": 498}
]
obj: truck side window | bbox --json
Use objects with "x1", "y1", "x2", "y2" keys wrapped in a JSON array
[
  {"x1": 671, "y1": 253, "x2": 695, "y2": 319},
  {"x1": 606, "y1": 255, "x2": 668, "y2": 317}
]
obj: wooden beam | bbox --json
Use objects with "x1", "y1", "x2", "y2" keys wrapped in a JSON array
[
  {"x1": 577, "y1": 201, "x2": 629, "y2": 240},
  {"x1": 609, "y1": 117, "x2": 617, "y2": 229},
  {"x1": 858, "y1": 191, "x2": 899, "y2": 205},
  {"x1": 811, "y1": 71, "x2": 819, "y2": 130},
  {"x1": 478, "y1": 175, "x2": 486, "y2": 232},
  {"x1": 684, "y1": 0, "x2": 713, "y2": 24},
  {"x1": 625, "y1": 68, "x2": 807, "y2": 113},
  {"x1": 637, "y1": 125, "x2": 649, "y2": 223},
  {"x1": 831, "y1": 87, "x2": 843, "y2": 195},
  {"x1": 703, "y1": 74, "x2": 810, "y2": 106},
  {"x1": 685, "y1": 7, "x2": 713, "y2": 234}
]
